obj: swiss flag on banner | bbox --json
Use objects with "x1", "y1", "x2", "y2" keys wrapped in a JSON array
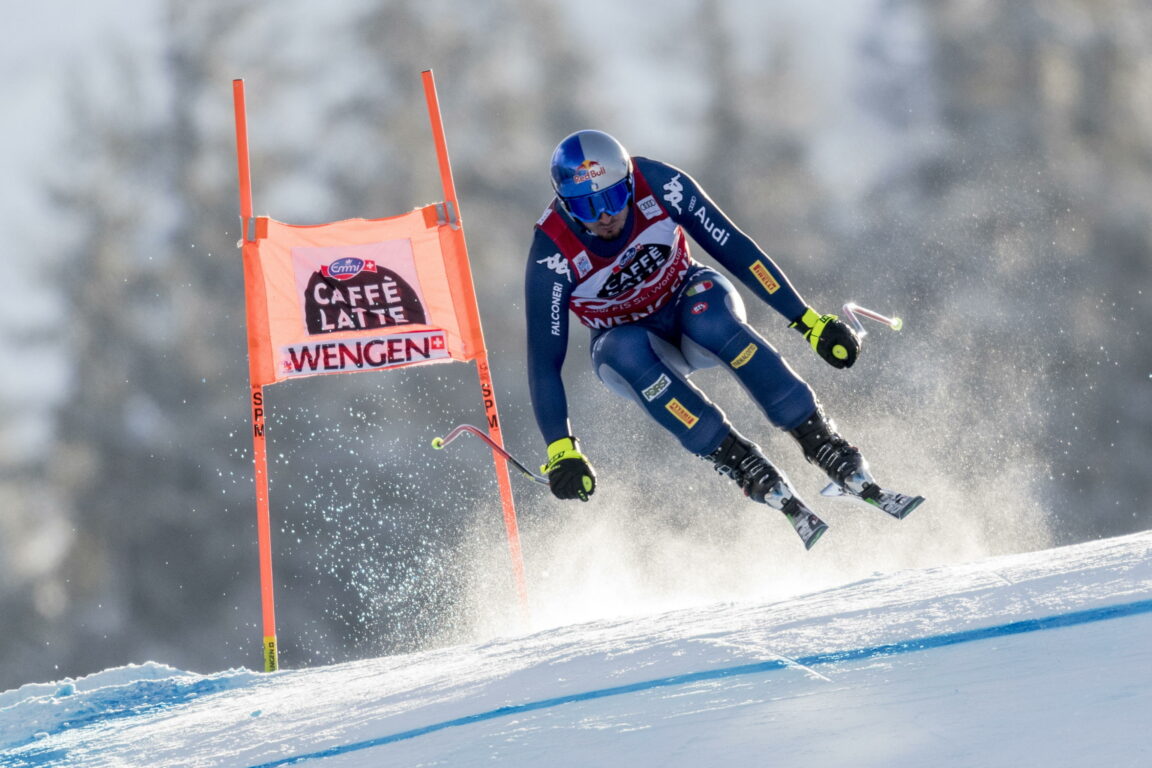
[{"x1": 241, "y1": 205, "x2": 483, "y2": 386}]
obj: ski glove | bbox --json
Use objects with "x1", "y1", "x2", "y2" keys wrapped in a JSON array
[
  {"x1": 541, "y1": 436, "x2": 596, "y2": 501},
  {"x1": 790, "y1": 308, "x2": 861, "y2": 369}
]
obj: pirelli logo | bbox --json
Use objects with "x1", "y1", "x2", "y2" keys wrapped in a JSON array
[
  {"x1": 666, "y1": 398, "x2": 699, "y2": 428},
  {"x1": 731, "y1": 343, "x2": 757, "y2": 369},
  {"x1": 750, "y1": 261, "x2": 780, "y2": 294}
]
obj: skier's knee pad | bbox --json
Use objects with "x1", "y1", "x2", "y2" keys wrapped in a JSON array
[{"x1": 594, "y1": 362, "x2": 638, "y2": 401}]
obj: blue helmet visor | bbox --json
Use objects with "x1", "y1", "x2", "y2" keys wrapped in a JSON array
[{"x1": 561, "y1": 178, "x2": 632, "y2": 223}]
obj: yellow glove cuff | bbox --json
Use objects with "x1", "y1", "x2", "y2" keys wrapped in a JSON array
[
  {"x1": 793, "y1": 307, "x2": 822, "y2": 331},
  {"x1": 542, "y1": 436, "x2": 585, "y2": 473},
  {"x1": 791, "y1": 308, "x2": 839, "y2": 352}
]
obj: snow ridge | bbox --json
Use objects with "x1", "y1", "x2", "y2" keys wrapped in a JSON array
[
  {"x1": 2, "y1": 532, "x2": 1150, "y2": 767},
  {"x1": 0, "y1": 665, "x2": 259, "y2": 753},
  {"x1": 242, "y1": 595, "x2": 1152, "y2": 768}
]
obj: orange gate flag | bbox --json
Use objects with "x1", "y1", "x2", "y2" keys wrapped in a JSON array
[
  {"x1": 233, "y1": 72, "x2": 527, "y2": 674},
  {"x1": 243, "y1": 205, "x2": 482, "y2": 386}
]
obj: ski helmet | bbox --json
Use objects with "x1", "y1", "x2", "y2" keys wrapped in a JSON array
[{"x1": 549, "y1": 130, "x2": 633, "y2": 223}]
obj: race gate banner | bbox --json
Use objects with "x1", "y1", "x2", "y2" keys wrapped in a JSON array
[{"x1": 242, "y1": 206, "x2": 484, "y2": 386}]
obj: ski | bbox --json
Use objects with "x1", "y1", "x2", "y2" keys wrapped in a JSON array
[
  {"x1": 781, "y1": 497, "x2": 829, "y2": 550},
  {"x1": 820, "y1": 481, "x2": 924, "y2": 520}
]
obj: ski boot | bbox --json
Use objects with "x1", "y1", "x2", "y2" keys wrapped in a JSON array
[
  {"x1": 789, "y1": 407, "x2": 924, "y2": 520},
  {"x1": 706, "y1": 430, "x2": 827, "y2": 549}
]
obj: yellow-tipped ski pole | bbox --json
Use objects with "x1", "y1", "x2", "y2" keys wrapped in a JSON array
[{"x1": 841, "y1": 302, "x2": 904, "y2": 338}]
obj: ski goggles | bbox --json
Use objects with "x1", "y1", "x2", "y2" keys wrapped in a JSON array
[{"x1": 560, "y1": 178, "x2": 632, "y2": 223}]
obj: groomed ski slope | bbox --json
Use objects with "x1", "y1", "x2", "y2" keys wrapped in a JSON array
[{"x1": 2, "y1": 531, "x2": 1150, "y2": 767}]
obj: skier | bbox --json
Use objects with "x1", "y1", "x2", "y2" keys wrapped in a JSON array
[{"x1": 524, "y1": 129, "x2": 921, "y2": 547}]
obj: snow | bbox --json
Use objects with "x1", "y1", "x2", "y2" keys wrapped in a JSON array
[{"x1": 2, "y1": 531, "x2": 1150, "y2": 767}]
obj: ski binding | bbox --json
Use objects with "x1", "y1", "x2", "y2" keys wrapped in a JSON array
[{"x1": 820, "y1": 481, "x2": 924, "y2": 520}]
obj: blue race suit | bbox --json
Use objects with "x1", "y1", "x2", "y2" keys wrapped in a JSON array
[{"x1": 525, "y1": 157, "x2": 817, "y2": 457}]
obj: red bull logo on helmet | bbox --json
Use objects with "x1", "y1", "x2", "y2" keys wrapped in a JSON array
[{"x1": 572, "y1": 160, "x2": 607, "y2": 185}]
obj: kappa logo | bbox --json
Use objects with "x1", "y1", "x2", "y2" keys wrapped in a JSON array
[
  {"x1": 691, "y1": 302, "x2": 708, "y2": 315},
  {"x1": 662, "y1": 174, "x2": 683, "y2": 214},
  {"x1": 641, "y1": 373, "x2": 671, "y2": 402},
  {"x1": 538, "y1": 252, "x2": 572, "y2": 282}
]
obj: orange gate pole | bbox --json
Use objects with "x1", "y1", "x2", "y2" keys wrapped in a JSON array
[
  {"x1": 421, "y1": 70, "x2": 529, "y2": 614},
  {"x1": 232, "y1": 78, "x2": 279, "y2": 672}
]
